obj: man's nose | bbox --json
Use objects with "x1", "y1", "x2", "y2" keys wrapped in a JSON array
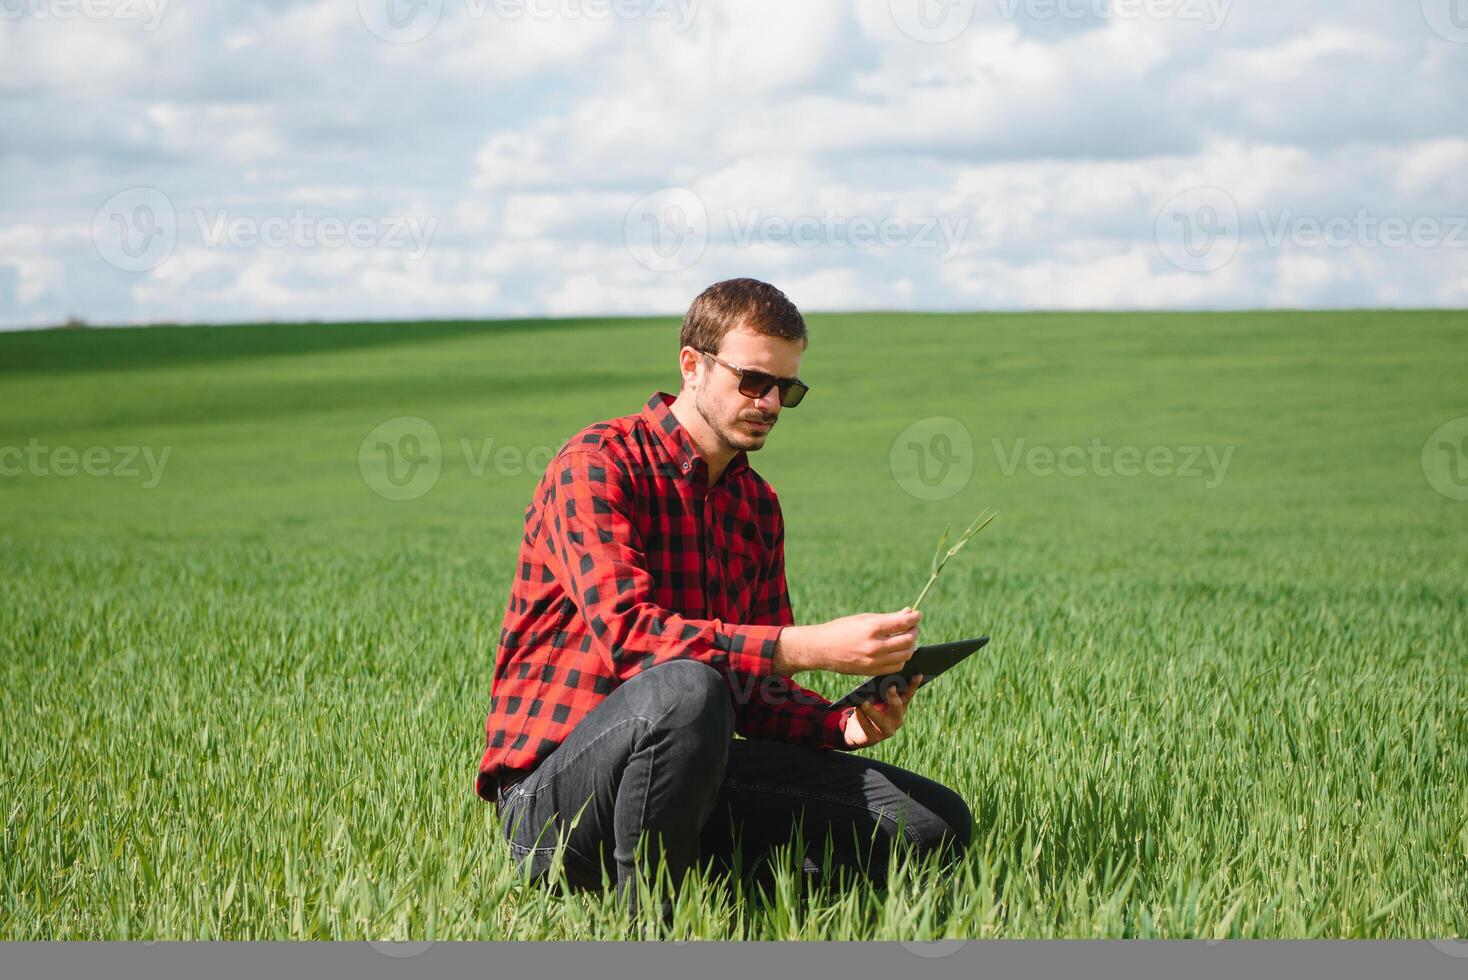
[{"x1": 753, "y1": 387, "x2": 782, "y2": 413}]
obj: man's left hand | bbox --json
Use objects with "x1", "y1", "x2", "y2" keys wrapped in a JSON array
[{"x1": 840, "y1": 674, "x2": 922, "y2": 749}]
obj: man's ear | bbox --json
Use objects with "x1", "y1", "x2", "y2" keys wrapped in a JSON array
[{"x1": 678, "y1": 346, "x2": 702, "y2": 390}]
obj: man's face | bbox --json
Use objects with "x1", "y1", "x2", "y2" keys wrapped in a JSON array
[{"x1": 689, "y1": 326, "x2": 804, "y2": 453}]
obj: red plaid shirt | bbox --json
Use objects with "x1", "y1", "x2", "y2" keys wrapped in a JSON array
[{"x1": 477, "y1": 392, "x2": 851, "y2": 800}]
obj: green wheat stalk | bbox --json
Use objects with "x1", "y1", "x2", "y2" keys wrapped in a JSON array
[{"x1": 910, "y1": 509, "x2": 997, "y2": 611}]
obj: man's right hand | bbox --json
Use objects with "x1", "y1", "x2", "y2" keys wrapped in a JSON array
[{"x1": 772, "y1": 607, "x2": 921, "y2": 676}]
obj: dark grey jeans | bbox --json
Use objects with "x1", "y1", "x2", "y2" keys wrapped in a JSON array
[{"x1": 494, "y1": 660, "x2": 972, "y2": 910}]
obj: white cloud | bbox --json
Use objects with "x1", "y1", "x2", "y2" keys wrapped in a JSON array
[
  {"x1": 0, "y1": 223, "x2": 71, "y2": 305},
  {"x1": 143, "y1": 103, "x2": 285, "y2": 162},
  {"x1": 2, "y1": 0, "x2": 1466, "y2": 329}
]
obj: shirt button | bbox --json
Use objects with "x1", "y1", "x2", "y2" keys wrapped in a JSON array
[{"x1": 681, "y1": 461, "x2": 691, "y2": 472}]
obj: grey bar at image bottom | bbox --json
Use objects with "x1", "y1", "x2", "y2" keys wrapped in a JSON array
[{"x1": 3, "y1": 940, "x2": 1468, "y2": 980}]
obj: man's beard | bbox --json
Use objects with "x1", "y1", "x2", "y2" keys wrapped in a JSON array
[{"x1": 695, "y1": 388, "x2": 776, "y2": 452}]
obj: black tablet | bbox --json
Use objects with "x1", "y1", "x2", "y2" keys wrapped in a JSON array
[{"x1": 832, "y1": 637, "x2": 990, "y2": 709}]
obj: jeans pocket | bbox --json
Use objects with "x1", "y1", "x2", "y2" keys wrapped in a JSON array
[{"x1": 496, "y1": 785, "x2": 526, "y2": 842}]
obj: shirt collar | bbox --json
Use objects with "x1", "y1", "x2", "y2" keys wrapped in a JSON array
[{"x1": 640, "y1": 391, "x2": 750, "y2": 485}]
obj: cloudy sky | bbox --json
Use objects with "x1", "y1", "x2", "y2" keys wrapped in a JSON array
[{"x1": 1, "y1": 0, "x2": 1466, "y2": 329}]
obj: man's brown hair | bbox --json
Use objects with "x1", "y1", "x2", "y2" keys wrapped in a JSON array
[{"x1": 679, "y1": 278, "x2": 808, "y2": 354}]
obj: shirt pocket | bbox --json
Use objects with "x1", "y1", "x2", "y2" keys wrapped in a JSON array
[{"x1": 714, "y1": 523, "x2": 767, "y2": 617}]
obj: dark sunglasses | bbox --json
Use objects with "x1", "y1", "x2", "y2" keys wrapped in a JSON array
[{"x1": 698, "y1": 350, "x2": 810, "y2": 408}]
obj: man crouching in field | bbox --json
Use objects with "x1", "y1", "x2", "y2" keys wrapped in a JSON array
[{"x1": 476, "y1": 278, "x2": 971, "y2": 917}]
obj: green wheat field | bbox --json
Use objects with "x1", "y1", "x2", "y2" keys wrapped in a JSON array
[{"x1": 2, "y1": 311, "x2": 1465, "y2": 939}]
